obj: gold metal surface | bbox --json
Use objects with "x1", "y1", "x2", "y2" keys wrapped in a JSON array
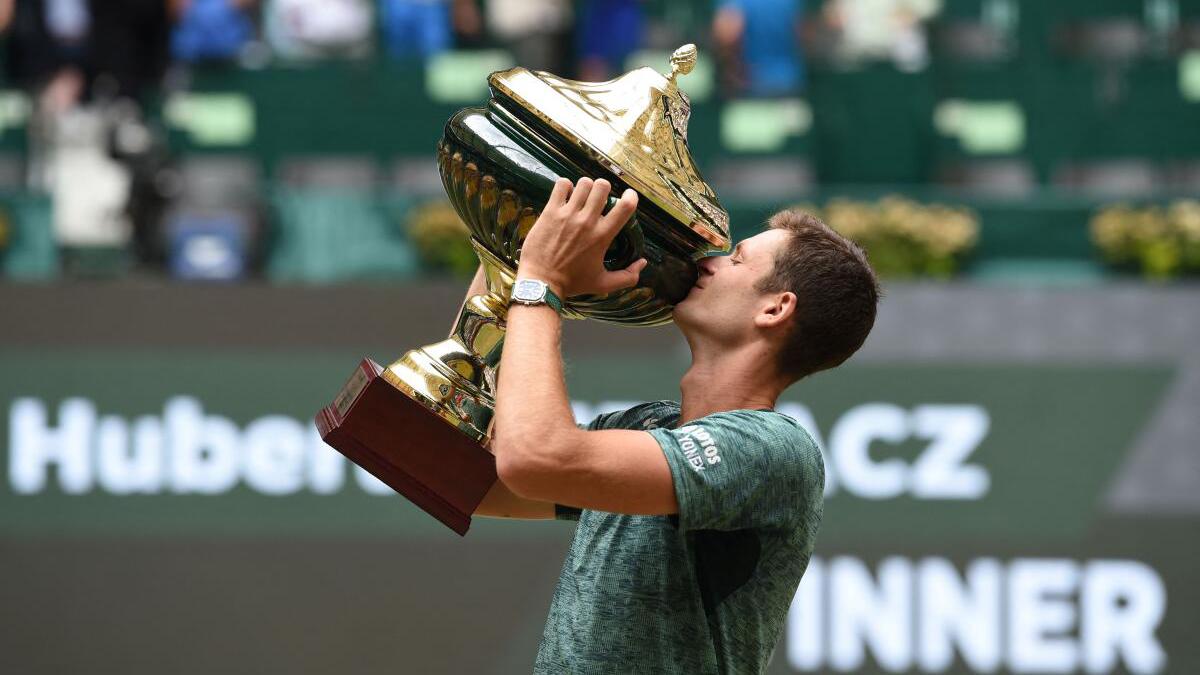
[
  {"x1": 488, "y1": 44, "x2": 730, "y2": 248},
  {"x1": 382, "y1": 240, "x2": 516, "y2": 442},
  {"x1": 376, "y1": 48, "x2": 726, "y2": 445}
]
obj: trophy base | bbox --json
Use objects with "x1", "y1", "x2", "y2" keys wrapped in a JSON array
[{"x1": 315, "y1": 359, "x2": 498, "y2": 536}]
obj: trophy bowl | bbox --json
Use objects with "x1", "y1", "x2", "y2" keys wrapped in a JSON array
[{"x1": 317, "y1": 46, "x2": 731, "y2": 535}]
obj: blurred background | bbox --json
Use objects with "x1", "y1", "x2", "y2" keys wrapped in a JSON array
[{"x1": 1, "y1": 0, "x2": 1198, "y2": 673}]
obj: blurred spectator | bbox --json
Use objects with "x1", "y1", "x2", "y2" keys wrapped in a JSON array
[
  {"x1": 713, "y1": 0, "x2": 806, "y2": 97},
  {"x1": 576, "y1": 0, "x2": 644, "y2": 82},
  {"x1": 88, "y1": 0, "x2": 171, "y2": 101},
  {"x1": 823, "y1": 0, "x2": 942, "y2": 71},
  {"x1": 2, "y1": 0, "x2": 172, "y2": 271},
  {"x1": 264, "y1": 0, "x2": 373, "y2": 60},
  {"x1": 485, "y1": 0, "x2": 571, "y2": 73},
  {"x1": 169, "y1": 0, "x2": 257, "y2": 64},
  {"x1": 1, "y1": 0, "x2": 90, "y2": 114},
  {"x1": 379, "y1": 0, "x2": 482, "y2": 60}
]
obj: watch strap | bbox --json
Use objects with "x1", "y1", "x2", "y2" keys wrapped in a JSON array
[{"x1": 542, "y1": 286, "x2": 564, "y2": 314}]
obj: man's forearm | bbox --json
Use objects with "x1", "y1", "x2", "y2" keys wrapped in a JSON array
[
  {"x1": 493, "y1": 302, "x2": 579, "y2": 472},
  {"x1": 452, "y1": 264, "x2": 557, "y2": 519},
  {"x1": 487, "y1": 175, "x2": 644, "y2": 500}
]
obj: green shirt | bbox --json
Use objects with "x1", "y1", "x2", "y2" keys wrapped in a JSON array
[{"x1": 534, "y1": 401, "x2": 825, "y2": 675}]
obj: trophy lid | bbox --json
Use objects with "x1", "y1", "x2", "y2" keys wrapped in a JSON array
[{"x1": 488, "y1": 45, "x2": 730, "y2": 250}]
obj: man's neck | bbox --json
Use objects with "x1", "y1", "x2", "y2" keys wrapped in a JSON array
[{"x1": 677, "y1": 344, "x2": 786, "y2": 425}]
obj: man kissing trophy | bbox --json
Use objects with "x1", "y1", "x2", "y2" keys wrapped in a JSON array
[{"x1": 317, "y1": 45, "x2": 731, "y2": 535}]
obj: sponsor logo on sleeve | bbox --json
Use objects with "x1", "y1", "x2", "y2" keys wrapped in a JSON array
[{"x1": 676, "y1": 425, "x2": 722, "y2": 472}]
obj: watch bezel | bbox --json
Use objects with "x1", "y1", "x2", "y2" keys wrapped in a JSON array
[{"x1": 513, "y1": 279, "x2": 549, "y2": 304}]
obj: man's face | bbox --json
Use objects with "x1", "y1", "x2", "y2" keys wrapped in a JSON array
[{"x1": 673, "y1": 229, "x2": 790, "y2": 343}]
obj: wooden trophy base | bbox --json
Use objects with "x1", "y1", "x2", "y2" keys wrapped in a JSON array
[{"x1": 315, "y1": 359, "x2": 497, "y2": 535}]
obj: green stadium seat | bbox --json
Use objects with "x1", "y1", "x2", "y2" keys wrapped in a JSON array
[
  {"x1": 709, "y1": 158, "x2": 814, "y2": 201},
  {"x1": 1053, "y1": 160, "x2": 1163, "y2": 198},
  {"x1": 936, "y1": 159, "x2": 1035, "y2": 197},
  {"x1": 1167, "y1": 161, "x2": 1200, "y2": 192},
  {"x1": 267, "y1": 187, "x2": 419, "y2": 283},
  {"x1": 389, "y1": 157, "x2": 445, "y2": 199},
  {"x1": 1055, "y1": 19, "x2": 1150, "y2": 64},
  {"x1": 0, "y1": 193, "x2": 58, "y2": 281},
  {"x1": 933, "y1": 20, "x2": 1014, "y2": 63},
  {"x1": 177, "y1": 155, "x2": 261, "y2": 208},
  {"x1": 276, "y1": 156, "x2": 379, "y2": 190}
]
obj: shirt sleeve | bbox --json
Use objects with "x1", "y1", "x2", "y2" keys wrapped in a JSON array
[{"x1": 648, "y1": 410, "x2": 823, "y2": 531}]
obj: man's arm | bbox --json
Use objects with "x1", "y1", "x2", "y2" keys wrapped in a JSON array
[
  {"x1": 490, "y1": 177, "x2": 679, "y2": 516},
  {"x1": 493, "y1": 302, "x2": 677, "y2": 515},
  {"x1": 456, "y1": 265, "x2": 557, "y2": 519}
]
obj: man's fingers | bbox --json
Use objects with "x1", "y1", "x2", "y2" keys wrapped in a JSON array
[
  {"x1": 600, "y1": 188, "x2": 639, "y2": 234},
  {"x1": 599, "y1": 258, "x2": 648, "y2": 294},
  {"x1": 566, "y1": 177, "x2": 594, "y2": 212},
  {"x1": 547, "y1": 177, "x2": 572, "y2": 208},
  {"x1": 582, "y1": 178, "x2": 610, "y2": 220}
]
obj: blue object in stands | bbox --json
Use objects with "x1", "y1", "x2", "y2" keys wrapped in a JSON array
[
  {"x1": 171, "y1": 0, "x2": 255, "y2": 63},
  {"x1": 721, "y1": 0, "x2": 806, "y2": 95},
  {"x1": 578, "y1": 0, "x2": 644, "y2": 70},
  {"x1": 167, "y1": 212, "x2": 250, "y2": 281},
  {"x1": 379, "y1": 0, "x2": 451, "y2": 60}
]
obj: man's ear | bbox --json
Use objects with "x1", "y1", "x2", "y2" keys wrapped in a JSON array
[{"x1": 754, "y1": 291, "x2": 797, "y2": 329}]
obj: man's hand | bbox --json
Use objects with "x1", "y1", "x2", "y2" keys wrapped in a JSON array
[{"x1": 517, "y1": 177, "x2": 646, "y2": 298}]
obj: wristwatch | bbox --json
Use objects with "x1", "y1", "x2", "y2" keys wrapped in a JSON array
[{"x1": 511, "y1": 278, "x2": 564, "y2": 314}]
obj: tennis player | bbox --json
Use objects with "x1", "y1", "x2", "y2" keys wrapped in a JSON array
[{"x1": 469, "y1": 176, "x2": 879, "y2": 674}]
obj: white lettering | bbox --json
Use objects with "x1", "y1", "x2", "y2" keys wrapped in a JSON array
[
  {"x1": 9, "y1": 398, "x2": 94, "y2": 494},
  {"x1": 830, "y1": 404, "x2": 909, "y2": 499},
  {"x1": 917, "y1": 558, "x2": 1001, "y2": 671},
  {"x1": 788, "y1": 557, "x2": 1167, "y2": 674},
  {"x1": 799, "y1": 402, "x2": 991, "y2": 501},
  {"x1": 167, "y1": 397, "x2": 240, "y2": 494},
  {"x1": 1009, "y1": 559, "x2": 1079, "y2": 673},
  {"x1": 1082, "y1": 560, "x2": 1166, "y2": 674},
  {"x1": 5, "y1": 397, "x2": 1000, "y2": 502},
  {"x1": 242, "y1": 416, "x2": 306, "y2": 495},
  {"x1": 674, "y1": 424, "x2": 720, "y2": 472},
  {"x1": 830, "y1": 556, "x2": 913, "y2": 671},
  {"x1": 910, "y1": 405, "x2": 990, "y2": 499},
  {"x1": 97, "y1": 415, "x2": 164, "y2": 494}
]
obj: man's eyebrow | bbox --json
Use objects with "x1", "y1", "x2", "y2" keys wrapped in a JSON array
[{"x1": 732, "y1": 242, "x2": 744, "y2": 257}]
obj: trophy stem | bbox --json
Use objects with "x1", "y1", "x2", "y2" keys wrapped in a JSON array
[{"x1": 382, "y1": 240, "x2": 515, "y2": 443}]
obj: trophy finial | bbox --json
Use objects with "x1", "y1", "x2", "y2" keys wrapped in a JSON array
[{"x1": 668, "y1": 44, "x2": 697, "y2": 82}]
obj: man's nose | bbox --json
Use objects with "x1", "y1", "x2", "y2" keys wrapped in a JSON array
[{"x1": 698, "y1": 256, "x2": 719, "y2": 275}]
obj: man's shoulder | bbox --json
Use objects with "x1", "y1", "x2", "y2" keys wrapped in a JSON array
[
  {"x1": 585, "y1": 400, "x2": 680, "y2": 431},
  {"x1": 689, "y1": 407, "x2": 815, "y2": 442},
  {"x1": 682, "y1": 408, "x2": 822, "y2": 467}
]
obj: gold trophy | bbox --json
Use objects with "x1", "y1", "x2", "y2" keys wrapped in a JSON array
[{"x1": 316, "y1": 46, "x2": 731, "y2": 534}]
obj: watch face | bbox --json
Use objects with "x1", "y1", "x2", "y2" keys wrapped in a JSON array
[{"x1": 513, "y1": 279, "x2": 547, "y2": 303}]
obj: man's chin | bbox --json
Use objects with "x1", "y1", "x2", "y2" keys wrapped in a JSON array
[{"x1": 672, "y1": 296, "x2": 696, "y2": 326}]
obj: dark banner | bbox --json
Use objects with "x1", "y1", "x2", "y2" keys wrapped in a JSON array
[{"x1": 1, "y1": 348, "x2": 1194, "y2": 674}]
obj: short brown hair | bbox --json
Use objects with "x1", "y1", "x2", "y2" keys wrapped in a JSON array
[{"x1": 756, "y1": 210, "x2": 880, "y2": 380}]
